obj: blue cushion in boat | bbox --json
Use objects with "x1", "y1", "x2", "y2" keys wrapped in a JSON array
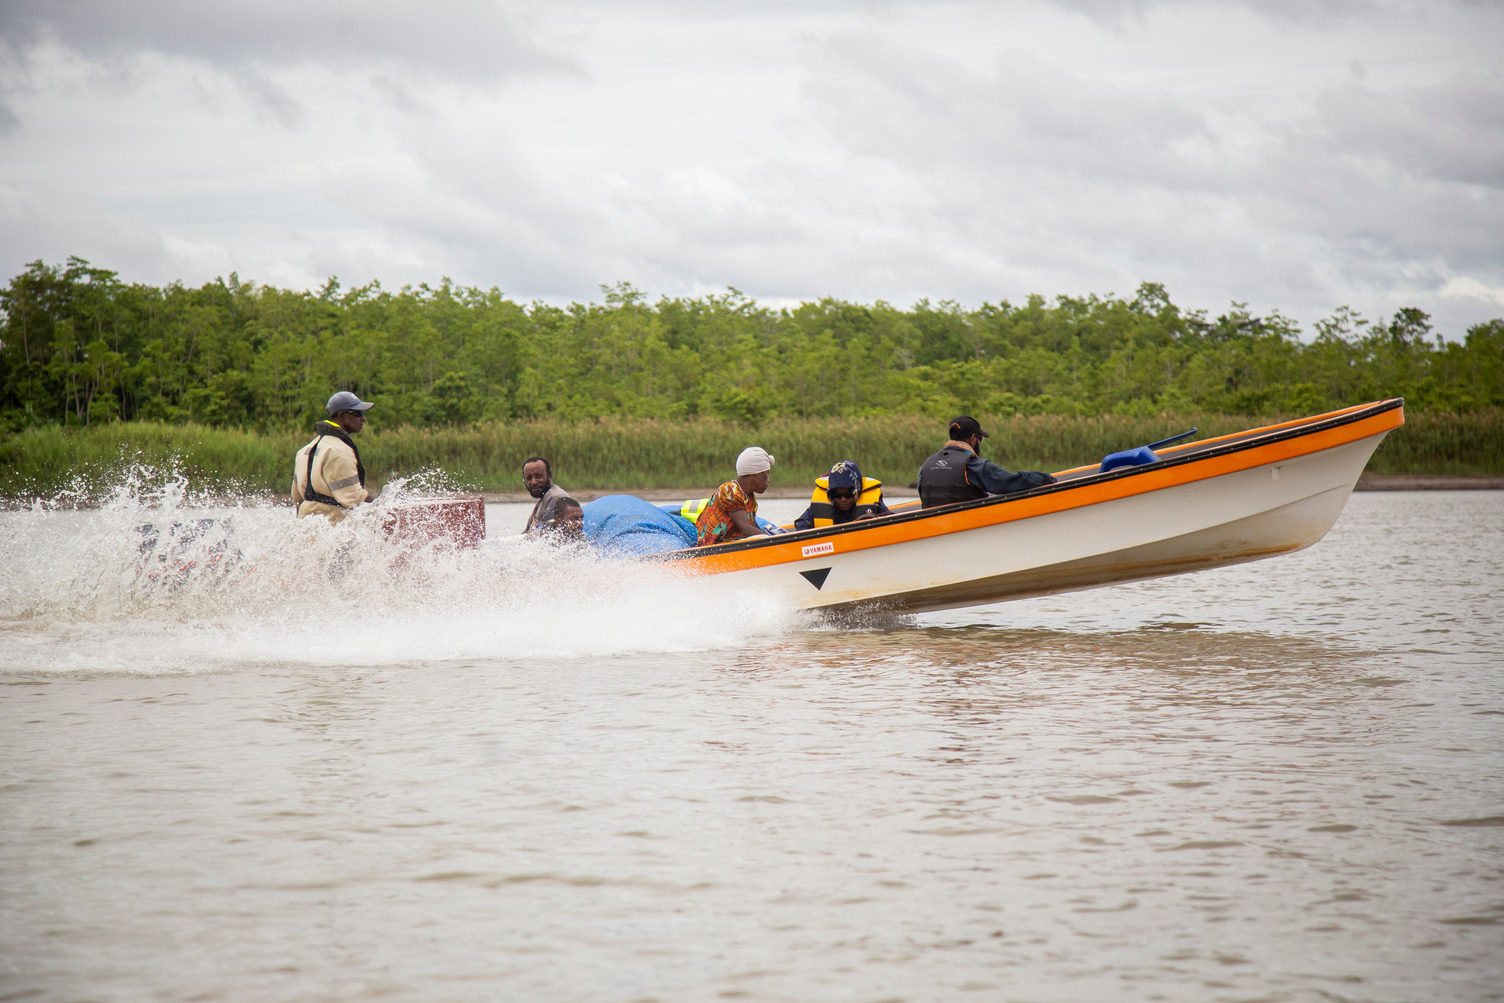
[{"x1": 1100, "y1": 445, "x2": 1161, "y2": 472}]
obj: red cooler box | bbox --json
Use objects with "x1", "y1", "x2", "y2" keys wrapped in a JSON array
[{"x1": 382, "y1": 497, "x2": 486, "y2": 549}]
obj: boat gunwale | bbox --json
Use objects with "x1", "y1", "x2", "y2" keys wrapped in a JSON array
[{"x1": 645, "y1": 397, "x2": 1405, "y2": 565}]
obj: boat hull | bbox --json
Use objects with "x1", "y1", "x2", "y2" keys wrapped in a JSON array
[
  {"x1": 662, "y1": 401, "x2": 1403, "y2": 613},
  {"x1": 841, "y1": 455, "x2": 1366, "y2": 614}
]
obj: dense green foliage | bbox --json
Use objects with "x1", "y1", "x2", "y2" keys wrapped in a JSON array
[
  {"x1": 4, "y1": 258, "x2": 1502, "y2": 433},
  {"x1": 3, "y1": 257, "x2": 1499, "y2": 498},
  {"x1": 4, "y1": 410, "x2": 1498, "y2": 502}
]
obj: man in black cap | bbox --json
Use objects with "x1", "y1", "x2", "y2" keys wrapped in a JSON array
[
  {"x1": 292, "y1": 390, "x2": 375, "y2": 522},
  {"x1": 917, "y1": 415, "x2": 1054, "y2": 509}
]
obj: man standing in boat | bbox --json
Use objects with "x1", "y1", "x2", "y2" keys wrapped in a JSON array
[
  {"x1": 292, "y1": 391, "x2": 374, "y2": 522},
  {"x1": 918, "y1": 415, "x2": 1055, "y2": 508},
  {"x1": 523, "y1": 456, "x2": 573, "y2": 533}
]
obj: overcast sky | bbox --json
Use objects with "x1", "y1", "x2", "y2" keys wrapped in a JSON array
[{"x1": 2, "y1": 0, "x2": 1501, "y2": 337}]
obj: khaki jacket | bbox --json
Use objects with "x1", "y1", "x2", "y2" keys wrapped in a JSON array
[{"x1": 292, "y1": 427, "x2": 369, "y2": 522}]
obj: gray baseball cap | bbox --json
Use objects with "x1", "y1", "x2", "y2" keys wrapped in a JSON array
[{"x1": 326, "y1": 391, "x2": 374, "y2": 415}]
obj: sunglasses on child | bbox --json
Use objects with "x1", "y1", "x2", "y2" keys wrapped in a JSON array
[{"x1": 828, "y1": 489, "x2": 856, "y2": 500}]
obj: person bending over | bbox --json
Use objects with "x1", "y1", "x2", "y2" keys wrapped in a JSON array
[
  {"x1": 523, "y1": 456, "x2": 572, "y2": 533},
  {"x1": 540, "y1": 498, "x2": 586, "y2": 544}
]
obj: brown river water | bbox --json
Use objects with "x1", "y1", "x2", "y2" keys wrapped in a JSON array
[{"x1": 1, "y1": 487, "x2": 1501, "y2": 1002}]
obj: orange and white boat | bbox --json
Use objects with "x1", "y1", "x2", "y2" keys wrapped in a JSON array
[{"x1": 655, "y1": 398, "x2": 1405, "y2": 613}]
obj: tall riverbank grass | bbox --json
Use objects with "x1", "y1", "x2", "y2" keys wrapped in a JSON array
[{"x1": 2, "y1": 409, "x2": 1499, "y2": 501}]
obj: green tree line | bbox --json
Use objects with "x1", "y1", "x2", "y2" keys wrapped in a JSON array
[{"x1": 3, "y1": 256, "x2": 1502, "y2": 434}]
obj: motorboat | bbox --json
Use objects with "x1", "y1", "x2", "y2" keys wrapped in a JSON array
[{"x1": 648, "y1": 398, "x2": 1405, "y2": 613}]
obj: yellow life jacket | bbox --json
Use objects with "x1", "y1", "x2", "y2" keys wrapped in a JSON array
[
  {"x1": 677, "y1": 498, "x2": 710, "y2": 523},
  {"x1": 808, "y1": 476, "x2": 883, "y2": 527}
]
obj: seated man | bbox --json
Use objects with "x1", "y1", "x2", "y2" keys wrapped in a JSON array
[
  {"x1": 539, "y1": 498, "x2": 586, "y2": 544},
  {"x1": 794, "y1": 459, "x2": 890, "y2": 530},
  {"x1": 918, "y1": 415, "x2": 1055, "y2": 508},
  {"x1": 522, "y1": 456, "x2": 572, "y2": 533},
  {"x1": 695, "y1": 446, "x2": 774, "y2": 547}
]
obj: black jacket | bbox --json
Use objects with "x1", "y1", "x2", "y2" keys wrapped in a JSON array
[{"x1": 919, "y1": 445, "x2": 1053, "y2": 508}]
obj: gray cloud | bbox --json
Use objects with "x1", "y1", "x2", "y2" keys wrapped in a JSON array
[
  {"x1": 1306, "y1": 75, "x2": 1504, "y2": 190},
  {"x1": 1240, "y1": 73, "x2": 1504, "y2": 293},
  {"x1": 0, "y1": 0, "x2": 578, "y2": 127},
  {"x1": 227, "y1": 66, "x2": 306, "y2": 130},
  {"x1": 1048, "y1": 0, "x2": 1385, "y2": 28},
  {"x1": 0, "y1": 0, "x2": 575, "y2": 82},
  {"x1": 789, "y1": 16, "x2": 1504, "y2": 331},
  {"x1": 810, "y1": 31, "x2": 1211, "y2": 188}
]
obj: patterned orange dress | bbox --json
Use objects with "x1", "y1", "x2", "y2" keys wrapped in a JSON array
[{"x1": 694, "y1": 480, "x2": 758, "y2": 546}]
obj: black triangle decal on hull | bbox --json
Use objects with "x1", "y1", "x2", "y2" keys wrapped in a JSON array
[{"x1": 799, "y1": 567, "x2": 831, "y2": 591}]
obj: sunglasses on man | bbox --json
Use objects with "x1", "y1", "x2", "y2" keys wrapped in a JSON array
[{"x1": 828, "y1": 489, "x2": 856, "y2": 500}]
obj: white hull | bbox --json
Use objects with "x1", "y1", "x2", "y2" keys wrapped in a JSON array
[{"x1": 672, "y1": 417, "x2": 1396, "y2": 614}]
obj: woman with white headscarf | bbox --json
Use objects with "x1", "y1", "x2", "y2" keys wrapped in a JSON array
[{"x1": 694, "y1": 446, "x2": 774, "y2": 546}]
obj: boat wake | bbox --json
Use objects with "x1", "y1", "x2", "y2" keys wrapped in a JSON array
[{"x1": 0, "y1": 470, "x2": 807, "y2": 676}]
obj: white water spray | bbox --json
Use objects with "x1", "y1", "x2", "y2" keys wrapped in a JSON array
[{"x1": 0, "y1": 468, "x2": 807, "y2": 676}]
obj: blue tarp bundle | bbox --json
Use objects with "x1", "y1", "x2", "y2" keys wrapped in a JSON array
[
  {"x1": 582, "y1": 495, "x2": 697, "y2": 557},
  {"x1": 582, "y1": 495, "x2": 784, "y2": 556}
]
